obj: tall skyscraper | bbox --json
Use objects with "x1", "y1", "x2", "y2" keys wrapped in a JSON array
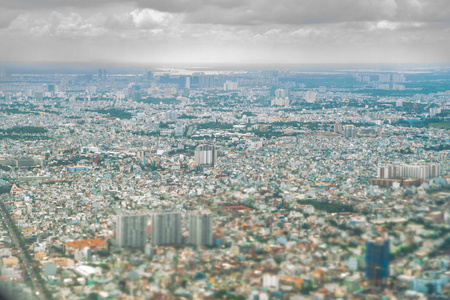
[
  {"x1": 365, "y1": 238, "x2": 389, "y2": 284},
  {"x1": 334, "y1": 122, "x2": 342, "y2": 134},
  {"x1": 188, "y1": 212, "x2": 213, "y2": 246},
  {"x1": 98, "y1": 68, "x2": 106, "y2": 80},
  {"x1": 223, "y1": 80, "x2": 238, "y2": 91},
  {"x1": 185, "y1": 77, "x2": 191, "y2": 89},
  {"x1": 304, "y1": 91, "x2": 316, "y2": 103},
  {"x1": 151, "y1": 212, "x2": 182, "y2": 246},
  {"x1": 116, "y1": 214, "x2": 148, "y2": 248},
  {"x1": 166, "y1": 111, "x2": 178, "y2": 122},
  {"x1": 175, "y1": 123, "x2": 184, "y2": 137},
  {"x1": 195, "y1": 145, "x2": 217, "y2": 167},
  {"x1": 343, "y1": 124, "x2": 357, "y2": 138},
  {"x1": 275, "y1": 88, "x2": 286, "y2": 98}
]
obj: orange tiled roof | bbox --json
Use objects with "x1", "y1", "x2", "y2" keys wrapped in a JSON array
[
  {"x1": 279, "y1": 276, "x2": 304, "y2": 283},
  {"x1": 65, "y1": 239, "x2": 107, "y2": 249}
]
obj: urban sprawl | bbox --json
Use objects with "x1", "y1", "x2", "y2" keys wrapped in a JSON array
[{"x1": 0, "y1": 66, "x2": 449, "y2": 300}]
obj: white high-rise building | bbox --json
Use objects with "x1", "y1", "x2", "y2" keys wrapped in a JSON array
[
  {"x1": 304, "y1": 91, "x2": 316, "y2": 103},
  {"x1": 188, "y1": 212, "x2": 213, "y2": 246},
  {"x1": 343, "y1": 124, "x2": 357, "y2": 138},
  {"x1": 275, "y1": 89, "x2": 286, "y2": 98},
  {"x1": 166, "y1": 111, "x2": 178, "y2": 121},
  {"x1": 223, "y1": 80, "x2": 238, "y2": 91},
  {"x1": 175, "y1": 123, "x2": 184, "y2": 137},
  {"x1": 378, "y1": 74, "x2": 391, "y2": 82},
  {"x1": 271, "y1": 98, "x2": 289, "y2": 106},
  {"x1": 195, "y1": 145, "x2": 217, "y2": 167},
  {"x1": 151, "y1": 212, "x2": 182, "y2": 246},
  {"x1": 116, "y1": 214, "x2": 148, "y2": 248},
  {"x1": 392, "y1": 74, "x2": 405, "y2": 83},
  {"x1": 377, "y1": 163, "x2": 441, "y2": 180}
]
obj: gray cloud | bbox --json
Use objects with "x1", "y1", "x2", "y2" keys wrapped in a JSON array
[
  {"x1": 0, "y1": 0, "x2": 449, "y2": 64},
  {"x1": 2, "y1": 0, "x2": 450, "y2": 25}
]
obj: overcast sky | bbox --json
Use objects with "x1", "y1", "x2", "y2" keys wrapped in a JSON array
[{"x1": 0, "y1": 0, "x2": 449, "y2": 65}]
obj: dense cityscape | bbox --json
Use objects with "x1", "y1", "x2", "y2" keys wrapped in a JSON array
[{"x1": 0, "y1": 65, "x2": 448, "y2": 300}]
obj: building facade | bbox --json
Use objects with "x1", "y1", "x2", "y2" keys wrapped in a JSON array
[
  {"x1": 365, "y1": 238, "x2": 389, "y2": 283},
  {"x1": 116, "y1": 214, "x2": 148, "y2": 248},
  {"x1": 152, "y1": 212, "x2": 182, "y2": 246},
  {"x1": 343, "y1": 124, "x2": 357, "y2": 138},
  {"x1": 377, "y1": 163, "x2": 441, "y2": 180},
  {"x1": 188, "y1": 212, "x2": 213, "y2": 246},
  {"x1": 195, "y1": 145, "x2": 217, "y2": 167}
]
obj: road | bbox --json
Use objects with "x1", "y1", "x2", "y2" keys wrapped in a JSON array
[{"x1": 0, "y1": 195, "x2": 49, "y2": 300}]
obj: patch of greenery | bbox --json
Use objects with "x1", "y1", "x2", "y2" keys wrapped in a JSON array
[
  {"x1": 298, "y1": 200, "x2": 354, "y2": 213},
  {"x1": 93, "y1": 108, "x2": 133, "y2": 119}
]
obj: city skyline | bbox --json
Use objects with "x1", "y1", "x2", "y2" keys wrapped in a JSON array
[{"x1": 0, "y1": 0, "x2": 450, "y2": 65}]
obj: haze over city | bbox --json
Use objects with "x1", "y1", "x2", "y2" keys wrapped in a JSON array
[{"x1": 1, "y1": 0, "x2": 450, "y2": 65}]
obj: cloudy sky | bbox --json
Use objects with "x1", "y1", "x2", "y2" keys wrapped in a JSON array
[{"x1": 0, "y1": 0, "x2": 449, "y2": 65}]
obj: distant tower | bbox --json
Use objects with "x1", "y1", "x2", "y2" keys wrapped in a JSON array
[
  {"x1": 116, "y1": 214, "x2": 148, "y2": 248},
  {"x1": 304, "y1": 91, "x2": 316, "y2": 103},
  {"x1": 365, "y1": 238, "x2": 389, "y2": 285},
  {"x1": 188, "y1": 212, "x2": 213, "y2": 246},
  {"x1": 334, "y1": 122, "x2": 342, "y2": 134},
  {"x1": 275, "y1": 89, "x2": 286, "y2": 98},
  {"x1": 223, "y1": 80, "x2": 238, "y2": 91},
  {"x1": 166, "y1": 111, "x2": 178, "y2": 122},
  {"x1": 175, "y1": 123, "x2": 184, "y2": 137},
  {"x1": 195, "y1": 145, "x2": 217, "y2": 167},
  {"x1": 151, "y1": 212, "x2": 182, "y2": 246},
  {"x1": 98, "y1": 68, "x2": 106, "y2": 80},
  {"x1": 146, "y1": 71, "x2": 153, "y2": 81},
  {"x1": 343, "y1": 124, "x2": 357, "y2": 138}
]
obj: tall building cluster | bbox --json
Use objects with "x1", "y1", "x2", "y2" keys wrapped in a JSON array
[
  {"x1": 116, "y1": 212, "x2": 214, "y2": 247},
  {"x1": 377, "y1": 163, "x2": 441, "y2": 180}
]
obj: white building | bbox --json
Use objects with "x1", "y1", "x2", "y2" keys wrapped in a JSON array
[
  {"x1": 151, "y1": 212, "x2": 182, "y2": 246},
  {"x1": 304, "y1": 91, "x2": 316, "y2": 103},
  {"x1": 343, "y1": 124, "x2": 357, "y2": 138},
  {"x1": 166, "y1": 111, "x2": 178, "y2": 122},
  {"x1": 262, "y1": 274, "x2": 279, "y2": 290},
  {"x1": 275, "y1": 89, "x2": 286, "y2": 98},
  {"x1": 223, "y1": 80, "x2": 238, "y2": 91},
  {"x1": 195, "y1": 145, "x2": 217, "y2": 167},
  {"x1": 188, "y1": 212, "x2": 213, "y2": 246},
  {"x1": 116, "y1": 214, "x2": 148, "y2": 248},
  {"x1": 271, "y1": 97, "x2": 289, "y2": 106},
  {"x1": 377, "y1": 163, "x2": 441, "y2": 180}
]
